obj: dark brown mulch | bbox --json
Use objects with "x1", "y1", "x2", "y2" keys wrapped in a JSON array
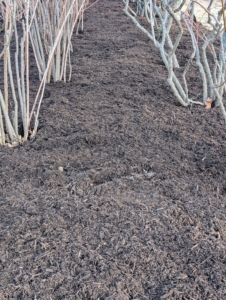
[{"x1": 1, "y1": 0, "x2": 226, "y2": 299}]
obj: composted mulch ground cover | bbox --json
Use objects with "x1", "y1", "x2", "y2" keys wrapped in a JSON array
[{"x1": 1, "y1": 0, "x2": 226, "y2": 299}]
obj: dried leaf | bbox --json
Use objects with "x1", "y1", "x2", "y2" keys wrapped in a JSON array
[{"x1": 205, "y1": 97, "x2": 212, "y2": 109}]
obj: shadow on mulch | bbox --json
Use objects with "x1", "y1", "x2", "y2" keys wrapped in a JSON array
[{"x1": 1, "y1": 0, "x2": 226, "y2": 299}]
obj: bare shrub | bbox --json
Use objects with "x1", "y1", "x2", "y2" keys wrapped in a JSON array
[
  {"x1": 0, "y1": 0, "x2": 88, "y2": 146},
  {"x1": 124, "y1": 0, "x2": 226, "y2": 121}
]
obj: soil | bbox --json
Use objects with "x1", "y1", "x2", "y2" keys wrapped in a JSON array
[{"x1": 1, "y1": 0, "x2": 226, "y2": 299}]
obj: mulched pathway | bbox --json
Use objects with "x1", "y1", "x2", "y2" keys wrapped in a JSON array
[{"x1": 1, "y1": 0, "x2": 226, "y2": 299}]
